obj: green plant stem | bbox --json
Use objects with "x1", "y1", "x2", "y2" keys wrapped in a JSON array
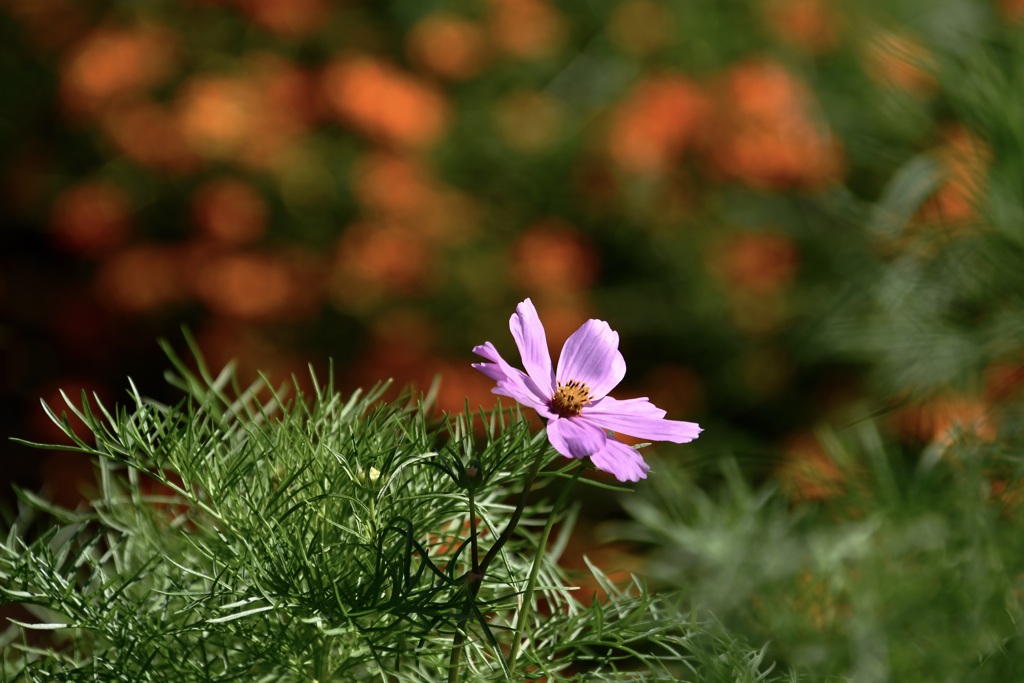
[
  {"x1": 447, "y1": 628, "x2": 466, "y2": 683},
  {"x1": 314, "y1": 634, "x2": 329, "y2": 682},
  {"x1": 478, "y1": 447, "x2": 547, "y2": 576},
  {"x1": 469, "y1": 488, "x2": 479, "y2": 572},
  {"x1": 448, "y1": 447, "x2": 549, "y2": 683},
  {"x1": 506, "y1": 463, "x2": 584, "y2": 673},
  {"x1": 315, "y1": 494, "x2": 330, "y2": 681}
]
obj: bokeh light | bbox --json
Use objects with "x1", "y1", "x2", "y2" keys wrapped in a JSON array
[{"x1": 0, "y1": 0, "x2": 1020, "y2": 532}]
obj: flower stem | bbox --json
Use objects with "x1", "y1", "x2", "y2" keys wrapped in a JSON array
[
  {"x1": 315, "y1": 495, "x2": 331, "y2": 681},
  {"x1": 313, "y1": 633, "x2": 329, "y2": 682},
  {"x1": 447, "y1": 628, "x2": 466, "y2": 683},
  {"x1": 468, "y1": 488, "x2": 479, "y2": 572},
  {"x1": 506, "y1": 463, "x2": 584, "y2": 673},
  {"x1": 447, "y1": 489, "x2": 479, "y2": 683},
  {"x1": 448, "y1": 445, "x2": 549, "y2": 682}
]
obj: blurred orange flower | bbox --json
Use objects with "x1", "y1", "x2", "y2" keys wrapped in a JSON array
[
  {"x1": 347, "y1": 314, "x2": 499, "y2": 415},
  {"x1": 763, "y1": 0, "x2": 841, "y2": 54},
  {"x1": 895, "y1": 394, "x2": 997, "y2": 446},
  {"x1": 370, "y1": 308, "x2": 438, "y2": 360},
  {"x1": 989, "y1": 477, "x2": 1024, "y2": 515},
  {"x1": 920, "y1": 125, "x2": 990, "y2": 227},
  {"x1": 778, "y1": 431, "x2": 844, "y2": 502},
  {"x1": 488, "y1": 0, "x2": 566, "y2": 60},
  {"x1": 99, "y1": 99, "x2": 197, "y2": 173},
  {"x1": 61, "y1": 24, "x2": 177, "y2": 113},
  {"x1": 606, "y1": 0, "x2": 677, "y2": 56},
  {"x1": 177, "y1": 76, "x2": 260, "y2": 160},
  {"x1": 195, "y1": 320, "x2": 311, "y2": 390},
  {"x1": 1, "y1": 0, "x2": 85, "y2": 52},
  {"x1": 177, "y1": 55, "x2": 315, "y2": 168},
  {"x1": 715, "y1": 128, "x2": 843, "y2": 190},
  {"x1": 94, "y1": 244, "x2": 191, "y2": 312},
  {"x1": 245, "y1": 56, "x2": 319, "y2": 161},
  {"x1": 711, "y1": 231, "x2": 798, "y2": 334},
  {"x1": 352, "y1": 152, "x2": 438, "y2": 218},
  {"x1": 999, "y1": 0, "x2": 1024, "y2": 22},
  {"x1": 764, "y1": 571, "x2": 846, "y2": 631},
  {"x1": 712, "y1": 231, "x2": 798, "y2": 337},
  {"x1": 351, "y1": 151, "x2": 480, "y2": 245},
  {"x1": 985, "y1": 360, "x2": 1024, "y2": 402},
  {"x1": 711, "y1": 231, "x2": 799, "y2": 294},
  {"x1": 726, "y1": 58, "x2": 808, "y2": 121},
  {"x1": 705, "y1": 59, "x2": 843, "y2": 189},
  {"x1": 864, "y1": 31, "x2": 936, "y2": 96},
  {"x1": 234, "y1": 0, "x2": 329, "y2": 38},
  {"x1": 322, "y1": 57, "x2": 448, "y2": 149},
  {"x1": 407, "y1": 14, "x2": 488, "y2": 81},
  {"x1": 50, "y1": 181, "x2": 132, "y2": 256},
  {"x1": 329, "y1": 222, "x2": 435, "y2": 308},
  {"x1": 607, "y1": 74, "x2": 711, "y2": 174},
  {"x1": 192, "y1": 178, "x2": 268, "y2": 246},
  {"x1": 194, "y1": 251, "x2": 323, "y2": 321},
  {"x1": 511, "y1": 220, "x2": 599, "y2": 295}
]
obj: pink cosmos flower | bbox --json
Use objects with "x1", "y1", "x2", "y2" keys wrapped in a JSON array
[{"x1": 472, "y1": 298, "x2": 702, "y2": 482}]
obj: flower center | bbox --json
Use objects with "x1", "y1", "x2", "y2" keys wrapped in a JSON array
[{"x1": 550, "y1": 380, "x2": 592, "y2": 418}]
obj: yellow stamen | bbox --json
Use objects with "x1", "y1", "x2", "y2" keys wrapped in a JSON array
[{"x1": 550, "y1": 380, "x2": 592, "y2": 417}]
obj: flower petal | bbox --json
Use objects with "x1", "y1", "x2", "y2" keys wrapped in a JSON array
[
  {"x1": 546, "y1": 417, "x2": 606, "y2": 459},
  {"x1": 580, "y1": 398, "x2": 702, "y2": 443},
  {"x1": 589, "y1": 439, "x2": 651, "y2": 482},
  {"x1": 587, "y1": 396, "x2": 667, "y2": 420},
  {"x1": 472, "y1": 343, "x2": 511, "y2": 383},
  {"x1": 510, "y1": 299, "x2": 556, "y2": 394},
  {"x1": 472, "y1": 342, "x2": 552, "y2": 415},
  {"x1": 472, "y1": 342, "x2": 502, "y2": 363},
  {"x1": 555, "y1": 319, "x2": 626, "y2": 399}
]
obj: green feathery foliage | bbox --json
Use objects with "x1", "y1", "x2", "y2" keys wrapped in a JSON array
[
  {"x1": 1, "y1": 344, "x2": 787, "y2": 682},
  {"x1": 618, "y1": 419, "x2": 1024, "y2": 683}
]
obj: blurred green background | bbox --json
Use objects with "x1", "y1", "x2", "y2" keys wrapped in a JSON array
[{"x1": 3, "y1": 0, "x2": 1024, "y2": 679}]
